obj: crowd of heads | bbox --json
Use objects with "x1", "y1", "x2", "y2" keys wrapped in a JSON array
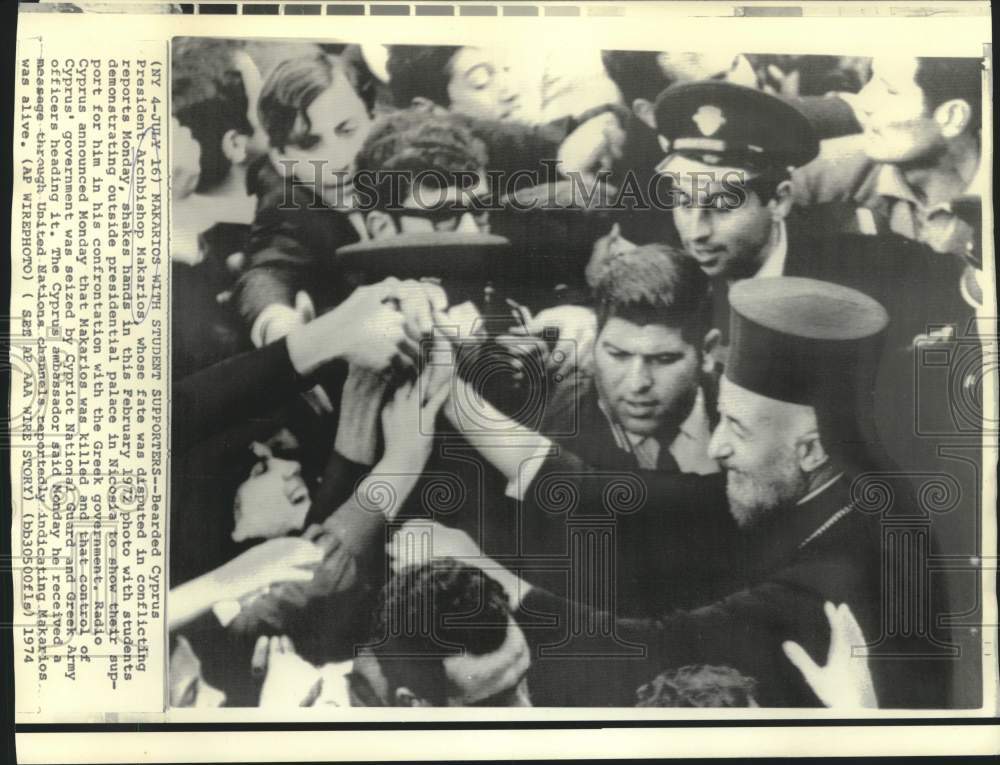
[{"x1": 169, "y1": 39, "x2": 984, "y2": 709}]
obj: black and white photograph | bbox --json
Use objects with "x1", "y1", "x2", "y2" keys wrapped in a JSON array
[{"x1": 163, "y1": 36, "x2": 988, "y2": 711}]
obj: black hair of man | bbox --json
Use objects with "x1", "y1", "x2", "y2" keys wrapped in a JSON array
[
  {"x1": 915, "y1": 56, "x2": 982, "y2": 133},
  {"x1": 601, "y1": 50, "x2": 673, "y2": 106},
  {"x1": 257, "y1": 52, "x2": 376, "y2": 152},
  {"x1": 635, "y1": 665, "x2": 759, "y2": 707},
  {"x1": 593, "y1": 243, "x2": 712, "y2": 345},
  {"x1": 369, "y1": 558, "x2": 512, "y2": 706},
  {"x1": 385, "y1": 45, "x2": 463, "y2": 109},
  {"x1": 352, "y1": 107, "x2": 489, "y2": 215},
  {"x1": 172, "y1": 38, "x2": 254, "y2": 193}
]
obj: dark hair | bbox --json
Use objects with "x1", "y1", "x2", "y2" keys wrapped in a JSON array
[
  {"x1": 386, "y1": 45, "x2": 463, "y2": 109},
  {"x1": 369, "y1": 558, "x2": 512, "y2": 706},
  {"x1": 594, "y1": 243, "x2": 711, "y2": 343},
  {"x1": 636, "y1": 665, "x2": 759, "y2": 707},
  {"x1": 257, "y1": 53, "x2": 374, "y2": 152},
  {"x1": 915, "y1": 56, "x2": 982, "y2": 133},
  {"x1": 172, "y1": 38, "x2": 254, "y2": 192},
  {"x1": 601, "y1": 50, "x2": 672, "y2": 105},
  {"x1": 353, "y1": 108, "x2": 488, "y2": 214},
  {"x1": 739, "y1": 166, "x2": 792, "y2": 205}
]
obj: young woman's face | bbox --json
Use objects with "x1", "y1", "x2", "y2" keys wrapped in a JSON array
[
  {"x1": 446, "y1": 47, "x2": 524, "y2": 122},
  {"x1": 232, "y1": 443, "x2": 311, "y2": 543}
]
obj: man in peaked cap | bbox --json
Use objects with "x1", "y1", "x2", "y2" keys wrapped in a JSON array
[
  {"x1": 406, "y1": 277, "x2": 955, "y2": 708},
  {"x1": 653, "y1": 80, "x2": 969, "y2": 352}
]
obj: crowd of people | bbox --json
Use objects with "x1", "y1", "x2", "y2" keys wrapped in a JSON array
[{"x1": 168, "y1": 39, "x2": 986, "y2": 708}]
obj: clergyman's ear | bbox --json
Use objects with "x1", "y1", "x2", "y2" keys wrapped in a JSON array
[{"x1": 795, "y1": 429, "x2": 829, "y2": 474}]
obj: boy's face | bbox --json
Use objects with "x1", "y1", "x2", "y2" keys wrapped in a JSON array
[{"x1": 276, "y1": 71, "x2": 373, "y2": 197}]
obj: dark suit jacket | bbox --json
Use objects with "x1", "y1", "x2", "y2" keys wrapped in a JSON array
[
  {"x1": 233, "y1": 157, "x2": 362, "y2": 328},
  {"x1": 782, "y1": 210, "x2": 971, "y2": 351},
  {"x1": 515, "y1": 453, "x2": 955, "y2": 708}
]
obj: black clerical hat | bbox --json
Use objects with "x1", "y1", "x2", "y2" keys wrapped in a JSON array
[{"x1": 726, "y1": 277, "x2": 888, "y2": 406}]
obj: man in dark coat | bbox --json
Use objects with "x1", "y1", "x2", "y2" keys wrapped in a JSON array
[
  {"x1": 411, "y1": 278, "x2": 956, "y2": 708},
  {"x1": 652, "y1": 80, "x2": 971, "y2": 353}
]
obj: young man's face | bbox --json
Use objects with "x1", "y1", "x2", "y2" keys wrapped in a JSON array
[
  {"x1": 446, "y1": 47, "x2": 523, "y2": 123},
  {"x1": 667, "y1": 155, "x2": 774, "y2": 281},
  {"x1": 707, "y1": 377, "x2": 813, "y2": 529},
  {"x1": 593, "y1": 317, "x2": 704, "y2": 438},
  {"x1": 276, "y1": 72, "x2": 373, "y2": 197},
  {"x1": 232, "y1": 443, "x2": 311, "y2": 543},
  {"x1": 855, "y1": 57, "x2": 945, "y2": 165}
]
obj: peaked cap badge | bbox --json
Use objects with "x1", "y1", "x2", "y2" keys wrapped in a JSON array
[{"x1": 692, "y1": 105, "x2": 726, "y2": 137}]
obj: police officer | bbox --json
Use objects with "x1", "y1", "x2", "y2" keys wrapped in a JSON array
[{"x1": 653, "y1": 80, "x2": 969, "y2": 353}]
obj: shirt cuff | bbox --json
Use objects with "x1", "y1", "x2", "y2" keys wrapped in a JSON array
[
  {"x1": 505, "y1": 440, "x2": 556, "y2": 501},
  {"x1": 250, "y1": 303, "x2": 305, "y2": 348},
  {"x1": 212, "y1": 599, "x2": 242, "y2": 628}
]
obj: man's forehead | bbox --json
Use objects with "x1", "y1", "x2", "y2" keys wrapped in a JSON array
[
  {"x1": 871, "y1": 57, "x2": 920, "y2": 86},
  {"x1": 659, "y1": 154, "x2": 754, "y2": 190},
  {"x1": 601, "y1": 318, "x2": 692, "y2": 352},
  {"x1": 307, "y1": 72, "x2": 363, "y2": 118}
]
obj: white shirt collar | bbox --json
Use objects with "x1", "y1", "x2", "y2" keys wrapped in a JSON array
[
  {"x1": 753, "y1": 219, "x2": 788, "y2": 279},
  {"x1": 796, "y1": 472, "x2": 845, "y2": 506},
  {"x1": 599, "y1": 387, "x2": 718, "y2": 474}
]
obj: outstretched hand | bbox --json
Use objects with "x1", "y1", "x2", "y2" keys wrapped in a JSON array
[
  {"x1": 782, "y1": 601, "x2": 878, "y2": 708},
  {"x1": 253, "y1": 635, "x2": 323, "y2": 707},
  {"x1": 212, "y1": 537, "x2": 323, "y2": 603},
  {"x1": 380, "y1": 367, "x2": 452, "y2": 471}
]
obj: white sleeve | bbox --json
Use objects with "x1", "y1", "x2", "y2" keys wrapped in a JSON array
[
  {"x1": 250, "y1": 303, "x2": 306, "y2": 348},
  {"x1": 504, "y1": 441, "x2": 557, "y2": 501}
]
